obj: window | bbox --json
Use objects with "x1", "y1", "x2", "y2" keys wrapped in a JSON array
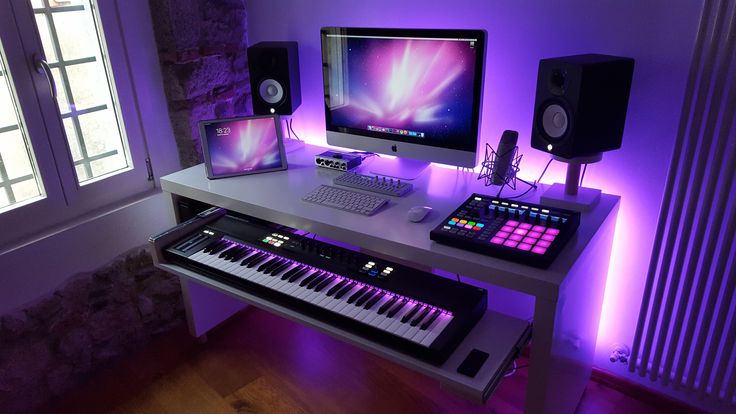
[
  {"x1": 0, "y1": 0, "x2": 153, "y2": 248},
  {"x1": 0, "y1": 50, "x2": 44, "y2": 210}
]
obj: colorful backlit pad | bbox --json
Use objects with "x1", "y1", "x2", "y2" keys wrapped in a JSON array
[
  {"x1": 489, "y1": 220, "x2": 560, "y2": 255},
  {"x1": 430, "y1": 194, "x2": 581, "y2": 268}
]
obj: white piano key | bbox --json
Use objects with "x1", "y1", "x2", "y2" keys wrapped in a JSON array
[
  {"x1": 330, "y1": 285, "x2": 363, "y2": 314},
  {"x1": 419, "y1": 314, "x2": 454, "y2": 347},
  {"x1": 409, "y1": 310, "x2": 441, "y2": 343},
  {"x1": 386, "y1": 303, "x2": 420, "y2": 334},
  {"x1": 312, "y1": 280, "x2": 342, "y2": 307},
  {"x1": 360, "y1": 296, "x2": 392, "y2": 325}
]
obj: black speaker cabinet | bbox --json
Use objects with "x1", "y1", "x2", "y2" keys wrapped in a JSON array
[
  {"x1": 531, "y1": 54, "x2": 634, "y2": 159},
  {"x1": 247, "y1": 41, "x2": 302, "y2": 115}
]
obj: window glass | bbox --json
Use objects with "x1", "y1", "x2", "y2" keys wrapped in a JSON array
[
  {"x1": 33, "y1": 0, "x2": 130, "y2": 183},
  {"x1": 0, "y1": 52, "x2": 44, "y2": 212}
]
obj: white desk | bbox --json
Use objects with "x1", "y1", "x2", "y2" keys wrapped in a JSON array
[{"x1": 155, "y1": 143, "x2": 619, "y2": 414}]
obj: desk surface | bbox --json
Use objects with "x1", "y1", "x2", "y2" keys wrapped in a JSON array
[{"x1": 161, "y1": 143, "x2": 619, "y2": 300}]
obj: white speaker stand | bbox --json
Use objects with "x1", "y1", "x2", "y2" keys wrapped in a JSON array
[{"x1": 541, "y1": 153, "x2": 602, "y2": 211}]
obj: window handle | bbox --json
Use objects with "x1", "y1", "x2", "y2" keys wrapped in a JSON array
[{"x1": 33, "y1": 54, "x2": 57, "y2": 99}]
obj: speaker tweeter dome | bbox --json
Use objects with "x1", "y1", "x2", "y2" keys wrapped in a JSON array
[{"x1": 531, "y1": 54, "x2": 635, "y2": 159}]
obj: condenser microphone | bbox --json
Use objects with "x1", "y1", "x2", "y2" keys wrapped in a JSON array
[{"x1": 491, "y1": 130, "x2": 519, "y2": 185}]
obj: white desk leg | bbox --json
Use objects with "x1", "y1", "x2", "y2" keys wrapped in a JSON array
[
  {"x1": 180, "y1": 278, "x2": 247, "y2": 340},
  {"x1": 525, "y1": 203, "x2": 619, "y2": 413},
  {"x1": 526, "y1": 297, "x2": 588, "y2": 414}
]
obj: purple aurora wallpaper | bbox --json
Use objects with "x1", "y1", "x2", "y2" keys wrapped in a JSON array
[
  {"x1": 326, "y1": 36, "x2": 480, "y2": 150},
  {"x1": 203, "y1": 117, "x2": 284, "y2": 175}
]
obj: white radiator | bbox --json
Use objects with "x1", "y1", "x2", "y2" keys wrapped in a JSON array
[{"x1": 629, "y1": 0, "x2": 736, "y2": 407}]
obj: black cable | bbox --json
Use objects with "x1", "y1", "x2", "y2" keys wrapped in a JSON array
[
  {"x1": 288, "y1": 119, "x2": 302, "y2": 141},
  {"x1": 537, "y1": 158, "x2": 554, "y2": 183},
  {"x1": 284, "y1": 119, "x2": 291, "y2": 139},
  {"x1": 456, "y1": 273, "x2": 461, "y2": 283},
  {"x1": 579, "y1": 163, "x2": 588, "y2": 186},
  {"x1": 504, "y1": 184, "x2": 536, "y2": 200}
]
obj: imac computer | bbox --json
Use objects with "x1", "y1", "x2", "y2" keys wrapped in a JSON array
[{"x1": 320, "y1": 27, "x2": 487, "y2": 179}]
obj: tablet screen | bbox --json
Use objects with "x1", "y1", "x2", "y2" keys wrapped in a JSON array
[{"x1": 200, "y1": 115, "x2": 287, "y2": 178}]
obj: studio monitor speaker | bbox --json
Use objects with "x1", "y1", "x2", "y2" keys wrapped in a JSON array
[
  {"x1": 531, "y1": 54, "x2": 634, "y2": 159},
  {"x1": 247, "y1": 41, "x2": 302, "y2": 115}
]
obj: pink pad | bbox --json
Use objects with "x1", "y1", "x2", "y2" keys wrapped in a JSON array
[{"x1": 517, "y1": 243, "x2": 533, "y2": 251}]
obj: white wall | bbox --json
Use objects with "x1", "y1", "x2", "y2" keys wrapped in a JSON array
[{"x1": 245, "y1": 0, "x2": 702, "y2": 381}]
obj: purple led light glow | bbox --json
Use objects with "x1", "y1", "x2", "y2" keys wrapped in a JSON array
[{"x1": 203, "y1": 118, "x2": 283, "y2": 175}]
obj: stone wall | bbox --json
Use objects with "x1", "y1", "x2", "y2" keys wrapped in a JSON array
[
  {"x1": 0, "y1": 248, "x2": 185, "y2": 414},
  {"x1": 149, "y1": 0, "x2": 252, "y2": 167}
]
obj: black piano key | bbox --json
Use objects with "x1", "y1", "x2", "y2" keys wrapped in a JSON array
[
  {"x1": 420, "y1": 309, "x2": 441, "y2": 330},
  {"x1": 326, "y1": 279, "x2": 348, "y2": 297},
  {"x1": 299, "y1": 270, "x2": 320, "y2": 287},
  {"x1": 270, "y1": 260, "x2": 292, "y2": 276},
  {"x1": 202, "y1": 239, "x2": 223, "y2": 253},
  {"x1": 282, "y1": 264, "x2": 304, "y2": 280},
  {"x1": 230, "y1": 247, "x2": 251, "y2": 262},
  {"x1": 225, "y1": 246, "x2": 245, "y2": 260},
  {"x1": 263, "y1": 258, "x2": 285, "y2": 274},
  {"x1": 386, "y1": 299, "x2": 407, "y2": 318},
  {"x1": 410, "y1": 306, "x2": 432, "y2": 327},
  {"x1": 246, "y1": 253, "x2": 269, "y2": 268},
  {"x1": 354, "y1": 289, "x2": 376, "y2": 307},
  {"x1": 334, "y1": 282, "x2": 356, "y2": 299},
  {"x1": 218, "y1": 244, "x2": 237, "y2": 259},
  {"x1": 288, "y1": 267, "x2": 310, "y2": 283},
  {"x1": 209, "y1": 240, "x2": 229, "y2": 254},
  {"x1": 363, "y1": 292, "x2": 384, "y2": 310},
  {"x1": 377, "y1": 296, "x2": 398, "y2": 315},
  {"x1": 347, "y1": 286, "x2": 369, "y2": 304},
  {"x1": 306, "y1": 272, "x2": 328, "y2": 289},
  {"x1": 313, "y1": 275, "x2": 336, "y2": 293},
  {"x1": 400, "y1": 304, "x2": 421, "y2": 323},
  {"x1": 240, "y1": 251, "x2": 263, "y2": 266},
  {"x1": 256, "y1": 257, "x2": 279, "y2": 272}
]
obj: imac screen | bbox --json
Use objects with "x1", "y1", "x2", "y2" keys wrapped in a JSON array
[{"x1": 322, "y1": 28, "x2": 485, "y2": 154}]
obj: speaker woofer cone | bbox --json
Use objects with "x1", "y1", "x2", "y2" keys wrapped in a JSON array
[
  {"x1": 541, "y1": 103, "x2": 569, "y2": 141},
  {"x1": 258, "y1": 79, "x2": 285, "y2": 104}
]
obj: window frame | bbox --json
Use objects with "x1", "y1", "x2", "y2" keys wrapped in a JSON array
[{"x1": 0, "y1": 0, "x2": 155, "y2": 248}]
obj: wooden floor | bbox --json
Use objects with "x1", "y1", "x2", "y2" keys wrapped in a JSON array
[{"x1": 50, "y1": 307, "x2": 669, "y2": 414}]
